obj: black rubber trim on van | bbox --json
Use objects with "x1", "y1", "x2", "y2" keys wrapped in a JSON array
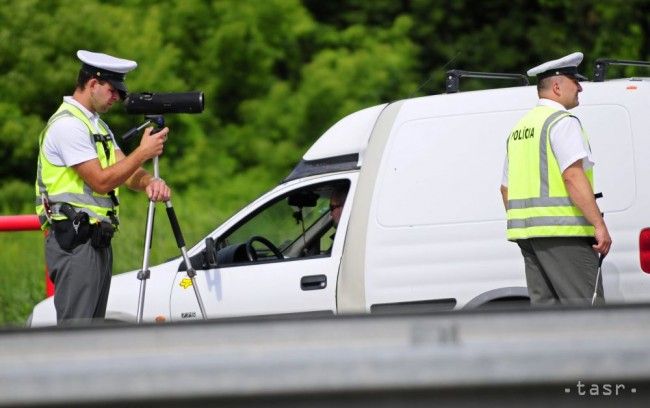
[
  {"x1": 370, "y1": 298, "x2": 457, "y2": 314},
  {"x1": 284, "y1": 153, "x2": 359, "y2": 182}
]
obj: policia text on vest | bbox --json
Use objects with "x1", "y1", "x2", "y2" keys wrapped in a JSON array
[{"x1": 510, "y1": 127, "x2": 535, "y2": 141}]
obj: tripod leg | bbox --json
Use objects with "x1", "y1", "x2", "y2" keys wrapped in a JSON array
[
  {"x1": 136, "y1": 199, "x2": 156, "y2": 324},
  {"x1": 165, "y1": 200, "x2": 208, "y2": 320}
]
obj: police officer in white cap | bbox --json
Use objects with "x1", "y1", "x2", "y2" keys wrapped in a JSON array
[
  {"x1": 500, "y1": 52, "x2": 611, "y2": 306},
  {"x1": 35, "y1": 50, "x2": 171, "y2": 325}
]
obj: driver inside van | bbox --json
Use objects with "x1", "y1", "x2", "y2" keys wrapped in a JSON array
[
  {"x1": 324, "y1": 186, "x2": 349, "y2": 255},
  {"x1": 329, "y1": 187, "x2": 347, "y2": 228}
]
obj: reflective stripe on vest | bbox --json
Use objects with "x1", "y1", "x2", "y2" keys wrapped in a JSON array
[
  {"x1": 506, "y1": 106, "x2": 594, "y2": 240},
  {"x1": 35, "y1": 102, "x2": 119, "y2": 228}
]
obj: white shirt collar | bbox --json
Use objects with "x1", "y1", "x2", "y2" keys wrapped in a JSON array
[
  {"x1": 63, "y1": 96, "x2": 100, "y2": 122},
  {"x1": 537, "y1": 98, "x2": 568, "y2": 111}
]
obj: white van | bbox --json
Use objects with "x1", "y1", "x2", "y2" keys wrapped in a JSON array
[{"x1": 29, "y1": 60, "x2": 650, "y2": 325}]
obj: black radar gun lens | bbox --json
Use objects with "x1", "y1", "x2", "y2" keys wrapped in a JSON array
[{"x1": 124, "y1": 92, "x2": 204, "y2": 114}]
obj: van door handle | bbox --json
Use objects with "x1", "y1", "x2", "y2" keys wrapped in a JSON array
[{"x1": 301, "y1": 274, "x2": 327, "y2": 291}]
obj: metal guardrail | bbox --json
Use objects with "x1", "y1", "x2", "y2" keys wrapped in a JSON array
[{"x1": 1, "y1": 305, "x2": 650, "y2": 407}]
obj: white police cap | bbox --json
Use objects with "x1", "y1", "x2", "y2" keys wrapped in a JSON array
[
  {"x1": 527, "y1": 52, "x2": 588, "y2": 81},
  {"x1": 77, "y1": 50, "x2": 137, "y2": 98}
]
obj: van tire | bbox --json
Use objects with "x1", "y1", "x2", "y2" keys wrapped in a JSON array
[{"x1": 477, "y1": 296, "x2": 531, "y2": 311}]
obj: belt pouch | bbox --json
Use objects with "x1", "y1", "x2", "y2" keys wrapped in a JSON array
[{"x1": 91, "y1": 222, "x2": 114, "y2": 248}]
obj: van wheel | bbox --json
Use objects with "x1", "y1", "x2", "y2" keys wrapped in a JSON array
[
  {"x1": 102, "y1": 319, "x2": 129, "y2": 325},
  {"x1": 478, "y1": 296, "x2": 530, "y2": 311}
]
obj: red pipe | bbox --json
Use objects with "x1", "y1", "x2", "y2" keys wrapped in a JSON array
[
  {"x1": 0, "y1": 215, "x2": 53, "y2": 297},
  {"x1": 0, "y1": 214, "x2": 41, "y2": 231}
]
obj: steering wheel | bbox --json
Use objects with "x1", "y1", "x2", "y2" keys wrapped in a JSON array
[{"x1": 245, "y1": 235, "x2": 284, "y2": 261}]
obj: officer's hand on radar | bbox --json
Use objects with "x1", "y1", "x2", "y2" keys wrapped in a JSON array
[
  {"x1": 139, "y1": 126, "x2": 169, "y2": 160},
  {"x1": 146, "y1": 177, "x2": 171, "y2": 202},
  {"x1": 592, "y1": 223, "x2": 612, "y2": 256}
]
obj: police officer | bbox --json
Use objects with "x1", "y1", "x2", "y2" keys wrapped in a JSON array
[
  {"x1": 35, "y1": 50, "x2": 171, "y2": 324},
  {"x1": 500, "y1": 52, "x2": 612, "y2": 305}
]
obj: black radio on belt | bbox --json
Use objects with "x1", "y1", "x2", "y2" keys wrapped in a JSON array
[{"x1": 91, "y1": 222, "x2": 114, "y2": 249}]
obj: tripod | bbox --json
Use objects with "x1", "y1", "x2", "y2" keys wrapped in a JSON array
[{"x1": 125, "y1": 116, "x2": 208, "y2": 323}]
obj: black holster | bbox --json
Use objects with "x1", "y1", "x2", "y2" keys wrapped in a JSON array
[{"x1": 52, "y1": 211, "x2": 91, "y2": 251}]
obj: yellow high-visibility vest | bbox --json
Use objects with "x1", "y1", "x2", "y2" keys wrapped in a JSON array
[
  {"x1": 506, "y1": 105, "x2": 594, "y2": 240},
  {"x1": 35, "y1": 102, "x2": 119, "y2": 228}
]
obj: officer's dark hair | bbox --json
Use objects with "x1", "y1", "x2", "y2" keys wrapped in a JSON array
[
  {"x1": 76, "y1": 68, "x2": 108, "y2": 91},
  {"x1": 76, "y1": 68, "x2": 93, "y2": 89},
  {"x1": 537, "y1": 77, "x2": 553, "y2": 92}
]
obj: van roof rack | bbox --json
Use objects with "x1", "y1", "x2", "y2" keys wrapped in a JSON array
[
  {"x1": 445, "y1": 70, "x2": 529, "y2": 93},
  {"x1": 593, "y1": 58, "x2": 650, "y2": 82}
]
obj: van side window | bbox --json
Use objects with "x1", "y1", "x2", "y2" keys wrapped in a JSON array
[{"x1": 214, "y1": 180, "x2": 350, "y2": 266}]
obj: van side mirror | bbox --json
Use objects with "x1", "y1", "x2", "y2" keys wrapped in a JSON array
[
  {"x1": 204, "y1": 237, "x2": 218, "y2": 268},
  {"x1": 178, "y1": 237, "x2": 218, "y2": 271},
  {"x1": 288, "y1": 191, "x2": 319, "y2": 208}
]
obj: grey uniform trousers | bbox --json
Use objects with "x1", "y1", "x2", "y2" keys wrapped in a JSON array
[
  {"x1": 46, "y1": 230, "x2": 112, "y2": 325},
  {"x1": 517, "y1": 237, "x2": 604, "y2": 306}
]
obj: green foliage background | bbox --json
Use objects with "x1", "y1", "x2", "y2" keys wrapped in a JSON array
[{"x1": 1, "y1": 0, "x2": 648, "y2": 326}]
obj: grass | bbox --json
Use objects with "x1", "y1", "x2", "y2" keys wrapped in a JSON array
[{"x1": 0, "y1": 231, "x2": 45, "y2": 327}]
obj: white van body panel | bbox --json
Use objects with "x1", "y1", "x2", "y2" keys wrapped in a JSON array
[
  {"x1": 303, "y1": 104, "x2": 386, "y2": 163},
  {"x1": 28, "y1": 297, "x2": 56, "y2": 327},
  {"x1": 576, "y1": 80, "x2": 650, "y2": 302},
  {"x1": 361, "y1": 80, "x2": 650, "y2": 310},
  {"x1": 363, "y1": 88, "x2": 533, "y2": 311}
]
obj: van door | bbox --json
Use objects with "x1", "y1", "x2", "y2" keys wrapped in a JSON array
[{"x1": 169, "y1": 176, "x2": 354, "y2": 321}]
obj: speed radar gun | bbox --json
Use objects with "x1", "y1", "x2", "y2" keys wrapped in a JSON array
[{"x1": 122, "y1": 92, "x2": 207, "y2": 323}]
